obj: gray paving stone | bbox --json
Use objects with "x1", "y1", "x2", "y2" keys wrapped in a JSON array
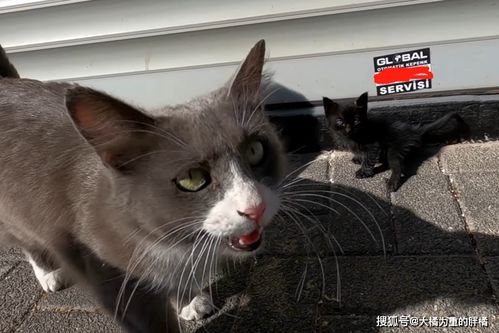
[
  {"x1": 232, "y1": 301, "x2": 317, "y2": 333},
  {"x1": 266, "y1": 212, "x2": 366, "y2": 256},
  {"x1": 329, "y1": 151, "x2": 390, "y2": 200},
  {"x1": 0, "y1": 261, "x2": 16, "y2": 279},
  {"x1": 37, "y1": 285, "x2": 101, "y2": 313},
  {"x1": 225, "y1": 255, "x2": 495, "y2": 332},
  {"x1": 265, "y1": 202, "x2": 393, "y2": 256},
  {"x1": 330, "y1": 181, "x2": 393, "y2": 254},
  {"x1": 0, "y1": 141, "x2": 497, "y2": 332},
  {"x1": 183, "y1": 263, "x2": 253, "y2": 333},
  {"x1": 328, "y1": 152, "x2": 395, "y2": 254},
  {"x1": 392, "y1": 158, "x2": 472, "y2": 254},
  {"x1": 284, "y1": 153, "x2": 332, "y2": 214},
  {"x1": 0, "y1": 246, "x2": 24, "y2": 261},
  {"x1": 0, "y1": 262, "x2": 44, "y2": 332},
  {"x1": 270, "y1": 151, "x2": 394, "y2": 255},
  {"x1": 16, "y1": 311, "x2": 124, "y2": 333},
  {"x1": 440, "y1": 142, "x2": 499, "y2": 174},
  {"x1": 230, "y1": 257, "x2": 319, "y2": 333},
  {"x1": 450, "y1": 173, "x2": 499, "y2": 256},
  {"x1": 319, "y1": 315, "x2": 378, "y2": 333},
  {"x1": 265, "y1": 213, "x2": 332, "y2": 256},
  {"x1": 483, "y1": 256, "x2": 499, "y2": 300},
  {"x1": 318, "y1": 256, "x2": 494, "y2": 317},
  {"x1": 287, "y1": 153, "x2": 331, "y2": 184}
]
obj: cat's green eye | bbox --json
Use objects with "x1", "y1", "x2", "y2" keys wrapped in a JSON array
[
  {"x1": 245, "y1": 139, "x2": 265, "y2": 166},
  {"x1": 176, "y1": 168, "x2": 210, "y2": 192}
]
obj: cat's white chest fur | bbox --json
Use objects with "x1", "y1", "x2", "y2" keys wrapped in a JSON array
[{"x1": 203, "y1": 162, "x2": 280, "y2": 238}]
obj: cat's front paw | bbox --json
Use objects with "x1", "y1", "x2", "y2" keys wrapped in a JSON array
[
  {"x1": 351, "y1": 156, "x2": 362, "y2": 164},
  {"x1": 28, "y1": 256, "x2": 70, "y2": 293},
  {"x1": 179, "y1": 295, "x2": 214, "y2": 321},
  {"x1": 355, "y1": 168, "x2": 374, "y2": 179},
  {"x1": 385, "y1": 178, "x2": 400, "y2": 192},
  {"x1": 36, "y1": 269, "x2": 68, "y2": 293}
]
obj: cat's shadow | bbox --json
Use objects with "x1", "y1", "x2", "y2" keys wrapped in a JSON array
[
  {"x1": 195, "y1": 153, "x2": 498, "y2": 333},
  {"x1": 374, "y1": 144, "x2": 448, "y2": 191}
]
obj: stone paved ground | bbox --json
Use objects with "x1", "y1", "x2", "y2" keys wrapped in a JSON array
[{"x1": 1, "y1": 141, "x2": 499, "y2": 332}]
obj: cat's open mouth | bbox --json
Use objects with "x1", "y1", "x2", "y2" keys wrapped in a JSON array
[{"x1": 228, "y1": 227, "x2": 262, "y2": 252}]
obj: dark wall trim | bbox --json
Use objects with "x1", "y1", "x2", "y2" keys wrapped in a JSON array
[
  {"x1": 265, "y1": 86, "x2": 499, "y2": 111},
  {"x1": 267, "y1": 88, "x2": 499, "y2": 153}
]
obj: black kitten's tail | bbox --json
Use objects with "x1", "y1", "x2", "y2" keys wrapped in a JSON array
[
  {"x1": 421, "y1": 112, "x2": 470, "y2": 144},
  {"x1": 0, "y1": 44, "x2": 20, "y2": 79}
]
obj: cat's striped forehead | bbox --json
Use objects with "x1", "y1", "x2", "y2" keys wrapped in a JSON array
[{"x1": 157, "y1": 93, "x2": 269, "y2": 160}]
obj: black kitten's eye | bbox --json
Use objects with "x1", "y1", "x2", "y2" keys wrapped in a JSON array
[
  {"x1": 175, "y1": 168, "x2": 211, "y2": 192},
  {"x1": 245, "y1": 139, "x2": 265, "y2": 166},
  {"x1": 335, "y1": 118, "x2": 345, "y2": 127},
  {"x1": 353, "y1": 118, "x2": 361, "y2": 126}
]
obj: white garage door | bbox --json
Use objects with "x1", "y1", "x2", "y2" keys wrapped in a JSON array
[{"x1": 1, "y1": 0, "x2": 498, "y2": 109}]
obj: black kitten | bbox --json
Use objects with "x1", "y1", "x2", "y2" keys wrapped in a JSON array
[{"x1": 323, "y1": 92, "x2": 470, "y2": 192}]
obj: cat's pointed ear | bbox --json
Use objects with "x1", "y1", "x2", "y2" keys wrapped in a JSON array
[
  {"x1": 65, "y1": 87, "x2": 157, "y2": 172},
  {"x1": 356, "y1": 92, "x2": 368, "y2": 113},
  {"x1": 229, "y1": 39, "x2": 266, "y2": 103},
  {"x1": 323, "y1": 97, "x2": 339, "y2": 117}
]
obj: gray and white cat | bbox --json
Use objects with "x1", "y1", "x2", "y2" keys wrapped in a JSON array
[{"x1": 0, "y1": 40, "x2": 286, "y2": 332}]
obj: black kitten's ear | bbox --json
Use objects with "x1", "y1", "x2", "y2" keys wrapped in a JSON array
[
  {"x1": 356, "y1": 92, "x2": 368, "y2": 109},
  {"x1": 229, "y1": 39, "x2": 266, "y2": 104},
  {"x1": 65, "y1": 86, "x2": 157, "y2": 172},
  {"x1": 323, "y1": 97, "x2": 339, "y2": 117}
]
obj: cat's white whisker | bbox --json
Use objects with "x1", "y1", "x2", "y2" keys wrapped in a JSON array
[
  {"x1": 295, "y1": 261, "x2": 308, "y2": 302},
  {"x1": 279, "y1": 209, "x2": 328, "y2": 300},
  {"x1": 279, "y1": 204, "x2": 342, "y2": 303},
  {"x1": 280, "y1": 200, "x2": 344, "y2": 255},
  {"x1": 283, "y1": 193, "x2": 381, "y2": 249},
  {"x1": 176, "y1": 230, "x2": 207, "y2": 315},
  {"x1": 366, "y1": 191, "x2": 390, "y2": 217},
  {"x1": 116, "y1": 219, "x2": 203, "y2": 319},
  {"x1": 283, "y1": 188, "x2": 386, "y2": 256},
  {"x1": 244, "y1": 87, "x2": 281, "y2": 130},
  {"x1": 278, "y1": 159, "x2": 322, "y2": 188}
]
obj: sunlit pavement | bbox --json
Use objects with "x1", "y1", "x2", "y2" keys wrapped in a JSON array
[{"x1": 1, "y1": 141, "x2": 498, "y2": 332}]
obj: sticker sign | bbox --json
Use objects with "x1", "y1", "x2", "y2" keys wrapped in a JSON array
[{"x1": 373, "y1": 48, "x2": 433, "y2": 96}]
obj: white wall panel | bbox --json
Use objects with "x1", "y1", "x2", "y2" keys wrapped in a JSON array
[
  {"x1": 6, "y1": 0, "x2": 499, "y2": 81},
  {"x1": 1, "y1": 0, "x2": 498, "y2": 107},
  {"x1": 0, "y1": 0, "x2": 89, "y2": 14},
  {"x1": 73, "y1": 38, "x2": 499, "y2": 109},
  {"x1": 1, "y1": 0, "x2": 442, "y2": 51}
]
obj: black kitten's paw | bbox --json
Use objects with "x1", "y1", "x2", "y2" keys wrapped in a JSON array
[
  {"x1": 385, "y1": 178, "x2": 400, "y2": 192},
  {"x1": 355, "y1": 169, "x2": 374, "y2": 179},
  {"x1": 352, "y1": 156, "x2": 362, "y2": 164}
]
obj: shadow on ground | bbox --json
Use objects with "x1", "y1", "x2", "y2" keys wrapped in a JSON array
[{"x1": 187, "y1": 152, "x2": 498, "y2": 332}]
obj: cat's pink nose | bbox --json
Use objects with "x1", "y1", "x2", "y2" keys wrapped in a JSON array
[{"x1": 237, "y1": 203, "x2": 266, "y2": 224}]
